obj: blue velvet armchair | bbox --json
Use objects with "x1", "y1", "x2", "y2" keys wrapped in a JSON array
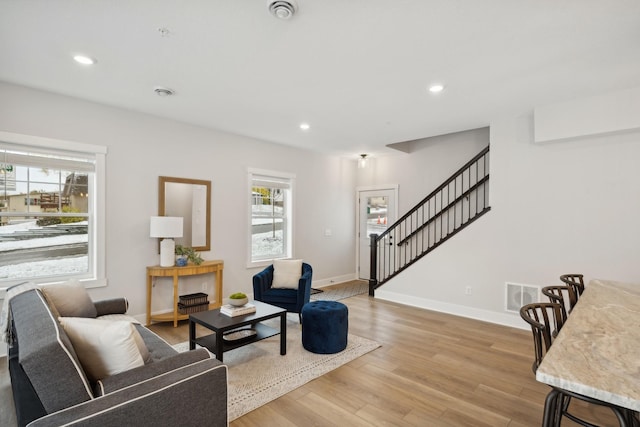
[{"x1": 253, "y1": 262, "x2": 313, "y2": 322}]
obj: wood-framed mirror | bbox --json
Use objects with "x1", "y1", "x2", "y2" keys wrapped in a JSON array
[{"x1": 159, "y1": 176, "x2": 211, "y2": 251}]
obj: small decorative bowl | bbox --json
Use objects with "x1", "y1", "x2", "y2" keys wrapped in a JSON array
[{"x1": 229, "y1": 297, "x2": 248, "y2": 307}]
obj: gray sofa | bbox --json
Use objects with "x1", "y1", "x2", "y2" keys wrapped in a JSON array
[{"x1": 8, "y1": 288, "x2": 228, "y2": 427}]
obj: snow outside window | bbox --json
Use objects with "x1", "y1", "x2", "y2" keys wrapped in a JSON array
[
  {"x1": 248, "y1": 169, "x2": 294, "y2": 265},
  {"x1": 0, "y1": 133, "x2": 106, "y2": 291}
]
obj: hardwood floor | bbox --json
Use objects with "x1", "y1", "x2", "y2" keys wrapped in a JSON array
[
  {"x1": 148, "y1": 289, "x2": 622, "y2": 427},
  {"x1": 0, "y1": 285, "x2": 620, "y2": 427}
]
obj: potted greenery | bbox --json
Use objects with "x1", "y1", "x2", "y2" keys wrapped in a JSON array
[
  {"x1": 175, "y1": 244, "x2": 204, "y2": 266},
  {"x1": 229, "y1": 292, "x2": 248, "y2": 306}
]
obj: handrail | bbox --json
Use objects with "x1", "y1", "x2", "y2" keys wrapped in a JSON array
[
  {"x1": 377, "y1": 145, "x2": 490, "y2": 242},
  {"x1": 396, "y1": 175, "x2": 490, "y2": 246},
  {"x1": 369, "y1": 206, "x2": 491, "y2": 293},
  {"x1": 369, "y1": 146, "x2": 490, "y2": 294}
]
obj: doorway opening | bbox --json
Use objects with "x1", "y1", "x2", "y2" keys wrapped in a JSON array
[{"x1": 357, "y1": 186, "x2": 398, "y2": 280}]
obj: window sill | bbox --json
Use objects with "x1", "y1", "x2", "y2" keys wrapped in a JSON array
[
  {"x1": 0, "y1": 277, "x2": 107, "y2": 300},
  {"x1": 246, "y1": 257, "x2": 292, "y2": 269}
]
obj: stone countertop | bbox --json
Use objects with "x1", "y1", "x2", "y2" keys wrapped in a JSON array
[{"x1": 536, "y1": 279, "x2": 640, "y2": 411}]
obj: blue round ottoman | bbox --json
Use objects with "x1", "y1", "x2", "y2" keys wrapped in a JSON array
[{"x1": 301, "y1": 300, "x2": 348, "y2": 354}]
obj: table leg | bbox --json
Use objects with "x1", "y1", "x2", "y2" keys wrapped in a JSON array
[
  {"x1": 216, "y1": 330, "x2": 224, "y2": 362},
  {"x1": 146, "y1": 275, "x2": 152, "y2": 326},
  {"x1": 189, "y1": 320, "x2": 196, "y2": 350},
  {"x1": 280, "y1": 312, "x2": 287, "y2": 356},
  {"x1": 172, "y1": 274, "x2": 179, "y2": 328},
  {"x1": 215, "y1": 268, "x2": 223, "y2": 307}
]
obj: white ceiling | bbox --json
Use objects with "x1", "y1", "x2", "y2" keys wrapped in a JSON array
[{"x1": 1, "y1": 1, "x2": 639, "y2": 157}]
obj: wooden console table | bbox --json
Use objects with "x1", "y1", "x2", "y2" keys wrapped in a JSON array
[{"x1": 146, "y1": 260, "x2": 224, "y2": 327}]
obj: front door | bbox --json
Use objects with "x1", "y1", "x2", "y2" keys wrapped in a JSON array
[{"x1": 358, "y1": 188, "x2": 397, "y2": 280}]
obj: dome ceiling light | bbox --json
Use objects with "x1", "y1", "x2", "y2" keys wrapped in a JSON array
[
  {"x1": 358, "y1": 154, "x2": 368, "y2": 169},
  {"x1": 268, "y1": 0, "x2": 298, "y2": 20}
]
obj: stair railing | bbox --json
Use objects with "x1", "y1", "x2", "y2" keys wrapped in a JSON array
[{"x1": 369, "y1": 146, "x2": 491, "y2": 295}]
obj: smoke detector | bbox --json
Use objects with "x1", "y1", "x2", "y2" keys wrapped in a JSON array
[
  {"x1": 268, "y1": 0, "x2": 298, "y2": 20},
  {"x1": 154, "y1": 87, "x2": 175, "y2": 97}
]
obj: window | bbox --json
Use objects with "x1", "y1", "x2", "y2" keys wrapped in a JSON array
[
  {"x1": 248, "y1": 169, "x2": 294, "y2": 265},
  {"x1": 0, "y1": 132, "x2": 106, "y2": 291}
]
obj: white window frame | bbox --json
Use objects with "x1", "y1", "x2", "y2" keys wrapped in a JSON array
[
  {"x1": 0, "y1": 131, "x2": 107, "y2": 296},
  {"x1": 247, "y1": 168, "x2": 295, "y2": 268}
]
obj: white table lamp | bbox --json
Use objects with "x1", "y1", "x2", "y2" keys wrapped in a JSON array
[{"x1": 150, "y1": 216, "x2": 183, "y2": 267}]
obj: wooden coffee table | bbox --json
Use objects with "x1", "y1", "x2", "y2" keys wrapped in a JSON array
[{"x1": 188, "y1": 300, "x2": 287, "y2": 362}]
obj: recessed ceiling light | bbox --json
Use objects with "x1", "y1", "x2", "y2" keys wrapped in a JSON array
[
  {"x1": 299, "y1": 123, "x2": 310, "y2": 131},
  {"x1": 429, "y1": 84, "x2": 444, "y2": 93},
  {"x1": 73, "y1": 55, "x2": 97, "y2": 65}
]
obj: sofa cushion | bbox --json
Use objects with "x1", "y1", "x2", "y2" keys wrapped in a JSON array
[
  {"x1": 94, "y1": 348, "x2": 212, "y2": 396},
  {"x1": 9, "y1": 290, "x2": 94, "y2": 413},
  {"x1": 272, "y1": 259, "x2": 303, "y2": 288},
  {"x1": 29, "y1": 359, "x2": 228, "y2": 427},
  {"x1": 41, "y1": 279, "x2": 97, "y2": 318},
  {"x1": 58, "y1": 317, "x2": 145, "y2": 381},
  {"x1": 134, "y1": 324, "x2": 181, "y2": 362}
]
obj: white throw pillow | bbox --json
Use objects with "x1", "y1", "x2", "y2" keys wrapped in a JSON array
[
  {"x1": 272, "y1": 259, "x2": 303, "y2": 289},
  {"x1": 58, "y1": 317, "x2": 145, "y2": 381},
  {"x1": 131, "y1": 326, "x2": 152, "y2": 364},
  {"x1": 42, "y1": 279, "x2": 97, "y2": 318}
]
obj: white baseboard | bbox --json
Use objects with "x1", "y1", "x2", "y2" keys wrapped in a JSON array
[
  {"x1": 311, "y1": 273, "x2": 358, "y2": 289},
  {"x1": 375, "y1": 289, "x2": 528, "y2": 330}
]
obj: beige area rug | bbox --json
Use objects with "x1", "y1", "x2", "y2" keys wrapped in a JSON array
[{"x1": 174, "y1": 317, "x2": 380, "y2": 421}]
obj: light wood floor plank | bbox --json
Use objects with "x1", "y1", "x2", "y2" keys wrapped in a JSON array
[
  {"x1": 296, "y1": 391, "x2": 377, "y2": 427},
  {"x1": 2, "y1": 283, "x2": 624, "y2": 426},
  {"x1": 147, "y1": 289, "x2": 622, "y2": 426}
]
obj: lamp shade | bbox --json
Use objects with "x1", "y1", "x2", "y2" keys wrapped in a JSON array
[{"x1": 150, "y1": 216, "x2": 183, "y2": 238}]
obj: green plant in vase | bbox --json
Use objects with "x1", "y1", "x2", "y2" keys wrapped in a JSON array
[
  {"x1": 175, "y1": 244, "x2": 204, "y2": 266},
  {"x1": 229, "y1": 292, "x2": 248, "y2": 306},
  {"x1": 230, "y1": 292, "x2": 247, "y2": 299}
]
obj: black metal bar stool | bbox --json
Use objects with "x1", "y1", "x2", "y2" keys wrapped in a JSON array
[{"x1": 520, "y1": 302, "x2": 633, "y2": 427}]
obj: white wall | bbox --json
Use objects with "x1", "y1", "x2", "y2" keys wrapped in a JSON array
[
  {"x1": 376, "y1": 96, "x2": 640, "y2": 328},
  {"x1": 0, "y1": 82, "x2": 357, "y2": 321},
  {"x1": 534, "y1": 85, "x2": 640, "y2": 143},
  {"x1": 3, "y1": 81, "x2": 639, "y2": 332},
  {"x1": 359, "y1": 128, "x2": 490, "y2": 213}
]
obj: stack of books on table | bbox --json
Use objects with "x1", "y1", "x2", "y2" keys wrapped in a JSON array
[{"x1": 220, "y1": 303, "x2": 256, "y2": 317}]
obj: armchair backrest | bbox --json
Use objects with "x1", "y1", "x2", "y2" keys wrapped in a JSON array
[
  {"x1": 298, "y1": 262, "x2": 313, "y2": 303},
  {"x1": 301, "y1": 262, "x2": 312, "y2": 280},
  {"x1": 252, "y1": 262, "x2": 313, "y2": 314}
]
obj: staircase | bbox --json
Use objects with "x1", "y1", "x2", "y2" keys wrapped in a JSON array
[{"x1": 368, "y1": 146, "x2": 490, "y2": 295}]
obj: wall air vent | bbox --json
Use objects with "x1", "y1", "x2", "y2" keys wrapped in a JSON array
[{"x1": 505, "y1": 282, "x2": 539, "y2": 313}]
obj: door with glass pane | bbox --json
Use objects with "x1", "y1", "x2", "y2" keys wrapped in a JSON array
[{"x1": 358, "y1": 188, "x2": 396, "y2": 280}]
